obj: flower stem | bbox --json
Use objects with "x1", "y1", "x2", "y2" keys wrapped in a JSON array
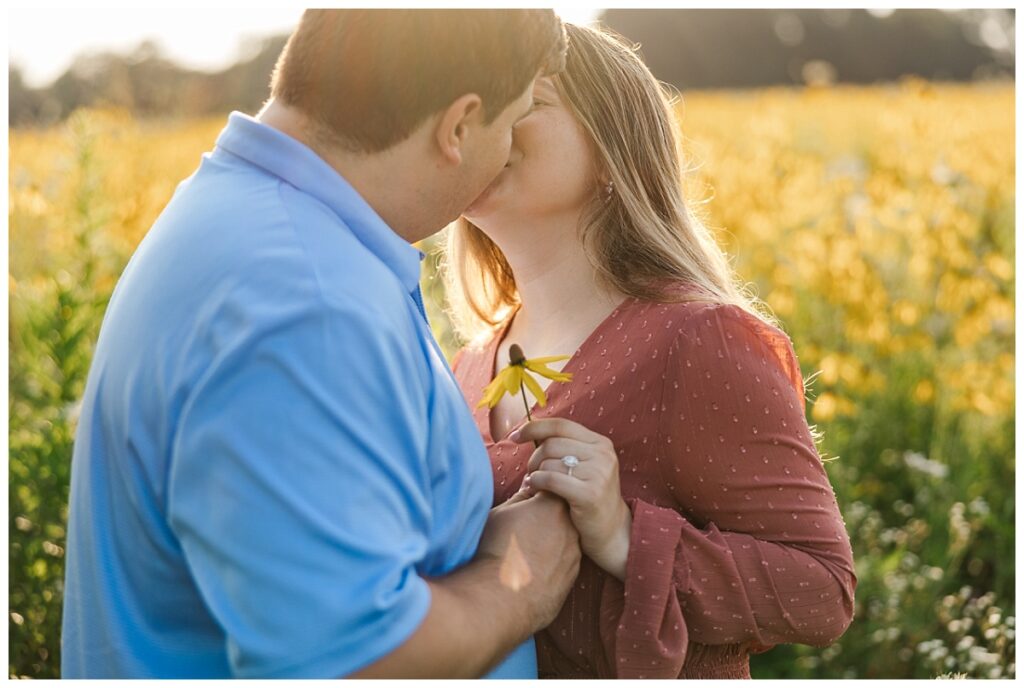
[
  {"x1": 519, "y1": 379, "x2": 533, "y2": 423},
  {"x1": 519, "y1": 379, "x2": 539, "y2": 448}
]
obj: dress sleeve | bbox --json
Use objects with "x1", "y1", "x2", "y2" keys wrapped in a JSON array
[{"x1": 598, "y1": 304, "x2": 856, "y2": 678}]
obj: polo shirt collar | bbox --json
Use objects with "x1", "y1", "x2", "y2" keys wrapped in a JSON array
[{"x1": 214, "y1": 111, "x2": 424, "y2": 294}]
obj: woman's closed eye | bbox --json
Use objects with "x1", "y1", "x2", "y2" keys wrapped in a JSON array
[
  {"x1": 513, "y1": 101, "x2": 547, "y2": 129},
  {"x1": 513, "y1": 104, "x2": 541, "y2": 132}
]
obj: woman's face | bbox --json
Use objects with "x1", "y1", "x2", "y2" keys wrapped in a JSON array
[{"x1": 463, "y1": 76, "x2": 600, "y2": 228}]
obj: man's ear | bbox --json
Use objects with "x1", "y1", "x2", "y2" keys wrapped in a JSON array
[{"x1": 434, "y1": 93, "x2": 484, "y2": 167}]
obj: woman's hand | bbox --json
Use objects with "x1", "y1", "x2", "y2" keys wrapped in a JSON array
[{"x1": 506, "y1": 418, "x2": 632, "y2": 581}]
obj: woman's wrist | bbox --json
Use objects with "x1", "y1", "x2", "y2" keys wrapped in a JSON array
[{"x1": 588, "y1": 500, "x2": 632, "y2": 581}]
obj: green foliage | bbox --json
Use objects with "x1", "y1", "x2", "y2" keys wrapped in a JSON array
[
  {"x1": 8, "y1": 90, "x2": 1015, "y2": 678},
  {"x1": 9, "y1": 114, "x2": 121, "y2": 678}
]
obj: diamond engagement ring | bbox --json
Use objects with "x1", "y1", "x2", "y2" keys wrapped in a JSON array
[{"x1": 561, "y1": 455, "x2": 580, "y2": 477}]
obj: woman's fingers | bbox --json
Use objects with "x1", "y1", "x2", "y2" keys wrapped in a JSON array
[
  {"x1": 504, "y1": 484, "x2": 534, "y2": 505},
  {"x1": 527, "y1": 468, "x2": 586, "y2": 504},
  {"x1": 510, "y1": 417, "x2": 603, "y2": 446},
  {"x1": 526, "y1": 437, "x2": 594, "y2": 473},
  {"x1": 537, "y1": 457, "x2": 577, "y2": 475}
]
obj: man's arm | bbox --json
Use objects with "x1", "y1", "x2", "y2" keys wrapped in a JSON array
[
  {"x1": 169, "y1": 302, "x2": 580, "y2": 678},
  {"x1": 352, "y1": 494, "x2": 581, "y2": 678}
]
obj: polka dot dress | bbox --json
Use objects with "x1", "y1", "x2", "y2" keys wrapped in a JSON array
[{"x1": 452, "y1": 284, "x2": 857, "y2": 679}]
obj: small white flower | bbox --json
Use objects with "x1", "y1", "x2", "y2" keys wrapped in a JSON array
[{"x1": 903, "y1": 451, "x2": 949, "y2": 479}]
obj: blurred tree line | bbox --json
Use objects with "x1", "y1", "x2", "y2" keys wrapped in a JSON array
[
  {"x1": 10, "y1": 35, "x2": 287, "y2": 126},
  {"x1": 9, "y1": 9, "x2": 1014, "y2": 127},
  {"x1": 601, "y1": 8, "x2": 1014, "y2": 89}
]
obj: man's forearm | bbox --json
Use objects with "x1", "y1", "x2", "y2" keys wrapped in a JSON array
[{"x1": 348, "y1": 556, "x2": 535, "y2": 678}]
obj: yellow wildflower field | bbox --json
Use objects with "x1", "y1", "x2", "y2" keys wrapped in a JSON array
[{"x1": 9, "y1": 81, "x2": 1014, "y2": 679}]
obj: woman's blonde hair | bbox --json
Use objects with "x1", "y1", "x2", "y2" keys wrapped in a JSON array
[{"x1": 443, "y1": 23, "x2": 778, "y2": 345}]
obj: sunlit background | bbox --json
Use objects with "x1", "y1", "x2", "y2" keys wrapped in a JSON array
[
  {"x1": 7, "y1": 6, "x2": 1015, "y2": 681},
  {"x1": 8, "y1": 5, "x2": 602, "y2": 88}
]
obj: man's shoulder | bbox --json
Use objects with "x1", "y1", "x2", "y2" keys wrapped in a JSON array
[
  {"x1": 115, "y1": 161, "x2": 417, "y2": 377},
  {"x1": 169, "y1": 159, "x2": 409, "y2": 317},
  {"x1": 273, "y1": 181, "x2": 410, "y2": 311}
]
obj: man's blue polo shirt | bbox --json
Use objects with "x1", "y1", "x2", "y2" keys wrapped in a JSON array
[{"x1": 60, "y1": 112, "x2": 535, "y2": 678}]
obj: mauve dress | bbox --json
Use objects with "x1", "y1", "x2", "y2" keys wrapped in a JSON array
[{"x1": 452, "y1": 288, "x2": 857, "y2": 679}]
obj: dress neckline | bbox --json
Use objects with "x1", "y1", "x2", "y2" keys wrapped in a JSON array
[{"x1": 479, "y1": 295, "x2": 634, "y2": 446}]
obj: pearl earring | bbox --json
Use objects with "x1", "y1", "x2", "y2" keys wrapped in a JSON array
[{"x1": 603, "y1": 180, "x2": 614, "y2": 201}]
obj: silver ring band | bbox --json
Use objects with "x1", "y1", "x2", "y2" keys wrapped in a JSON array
[{"x1": 561, "y1": 455, "x2": 580, "y2": 478}]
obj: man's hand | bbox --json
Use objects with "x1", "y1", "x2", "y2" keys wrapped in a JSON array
[
  {"x1": 351, "y1": 492, "x2": 580, "y2": 679},
  {"x1": 477, "y1": 491, "x2": 582, "y2": 631},
  {"x1": 510, "y1": 417, "x2": 633, "y2": 580}
]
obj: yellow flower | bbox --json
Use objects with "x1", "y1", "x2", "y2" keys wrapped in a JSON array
[{"x1": 477, "y1": 343, "x2": 573, "y2": 409}]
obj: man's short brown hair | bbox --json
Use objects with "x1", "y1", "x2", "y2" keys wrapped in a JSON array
[{"x1": 270, "y1": 9, "x2": 567, "y2": 153}]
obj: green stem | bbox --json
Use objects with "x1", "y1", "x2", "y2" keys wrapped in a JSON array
[
  {"x1": 519, "y1": 378, "x2": 539, "y2": 448},
  {"x1": 519, "y1": 379, "x2": 533, "y2": 422}
]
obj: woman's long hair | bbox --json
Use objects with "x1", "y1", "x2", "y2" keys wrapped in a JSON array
[{"x1": 442, "y1": 23, "x2": 779, "y2": 345}]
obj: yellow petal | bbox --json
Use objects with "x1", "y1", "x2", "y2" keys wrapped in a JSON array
[
  {"x1": 476, "y1": 385, "x2": 499, "y2": 409},
  {"x1": 521, "y1": 370, "x2": 548, "y2": 407},
  {"x1": 483, "y1": 370, "x2": 507, "y2": 395},
  {"x1": 503, "y1": 366, "x2": 523, "y2": 396},
  {"x1": 526, "y1": 355, "x2": 571, "y2": 365},
  {"x1": 478, "y1": 369, "x2": 512, "y2": 408},
  {"x1": 524, "y1": 360, "x2": 573, "y2": 382}
]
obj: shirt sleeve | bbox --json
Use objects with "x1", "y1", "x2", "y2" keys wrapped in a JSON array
[
  {"x1": 598, "y1": 303, "x2": 856, "y2": 678},
  {"x1": 167, "y1": 302, "x2": 434, "y2": 678}
]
